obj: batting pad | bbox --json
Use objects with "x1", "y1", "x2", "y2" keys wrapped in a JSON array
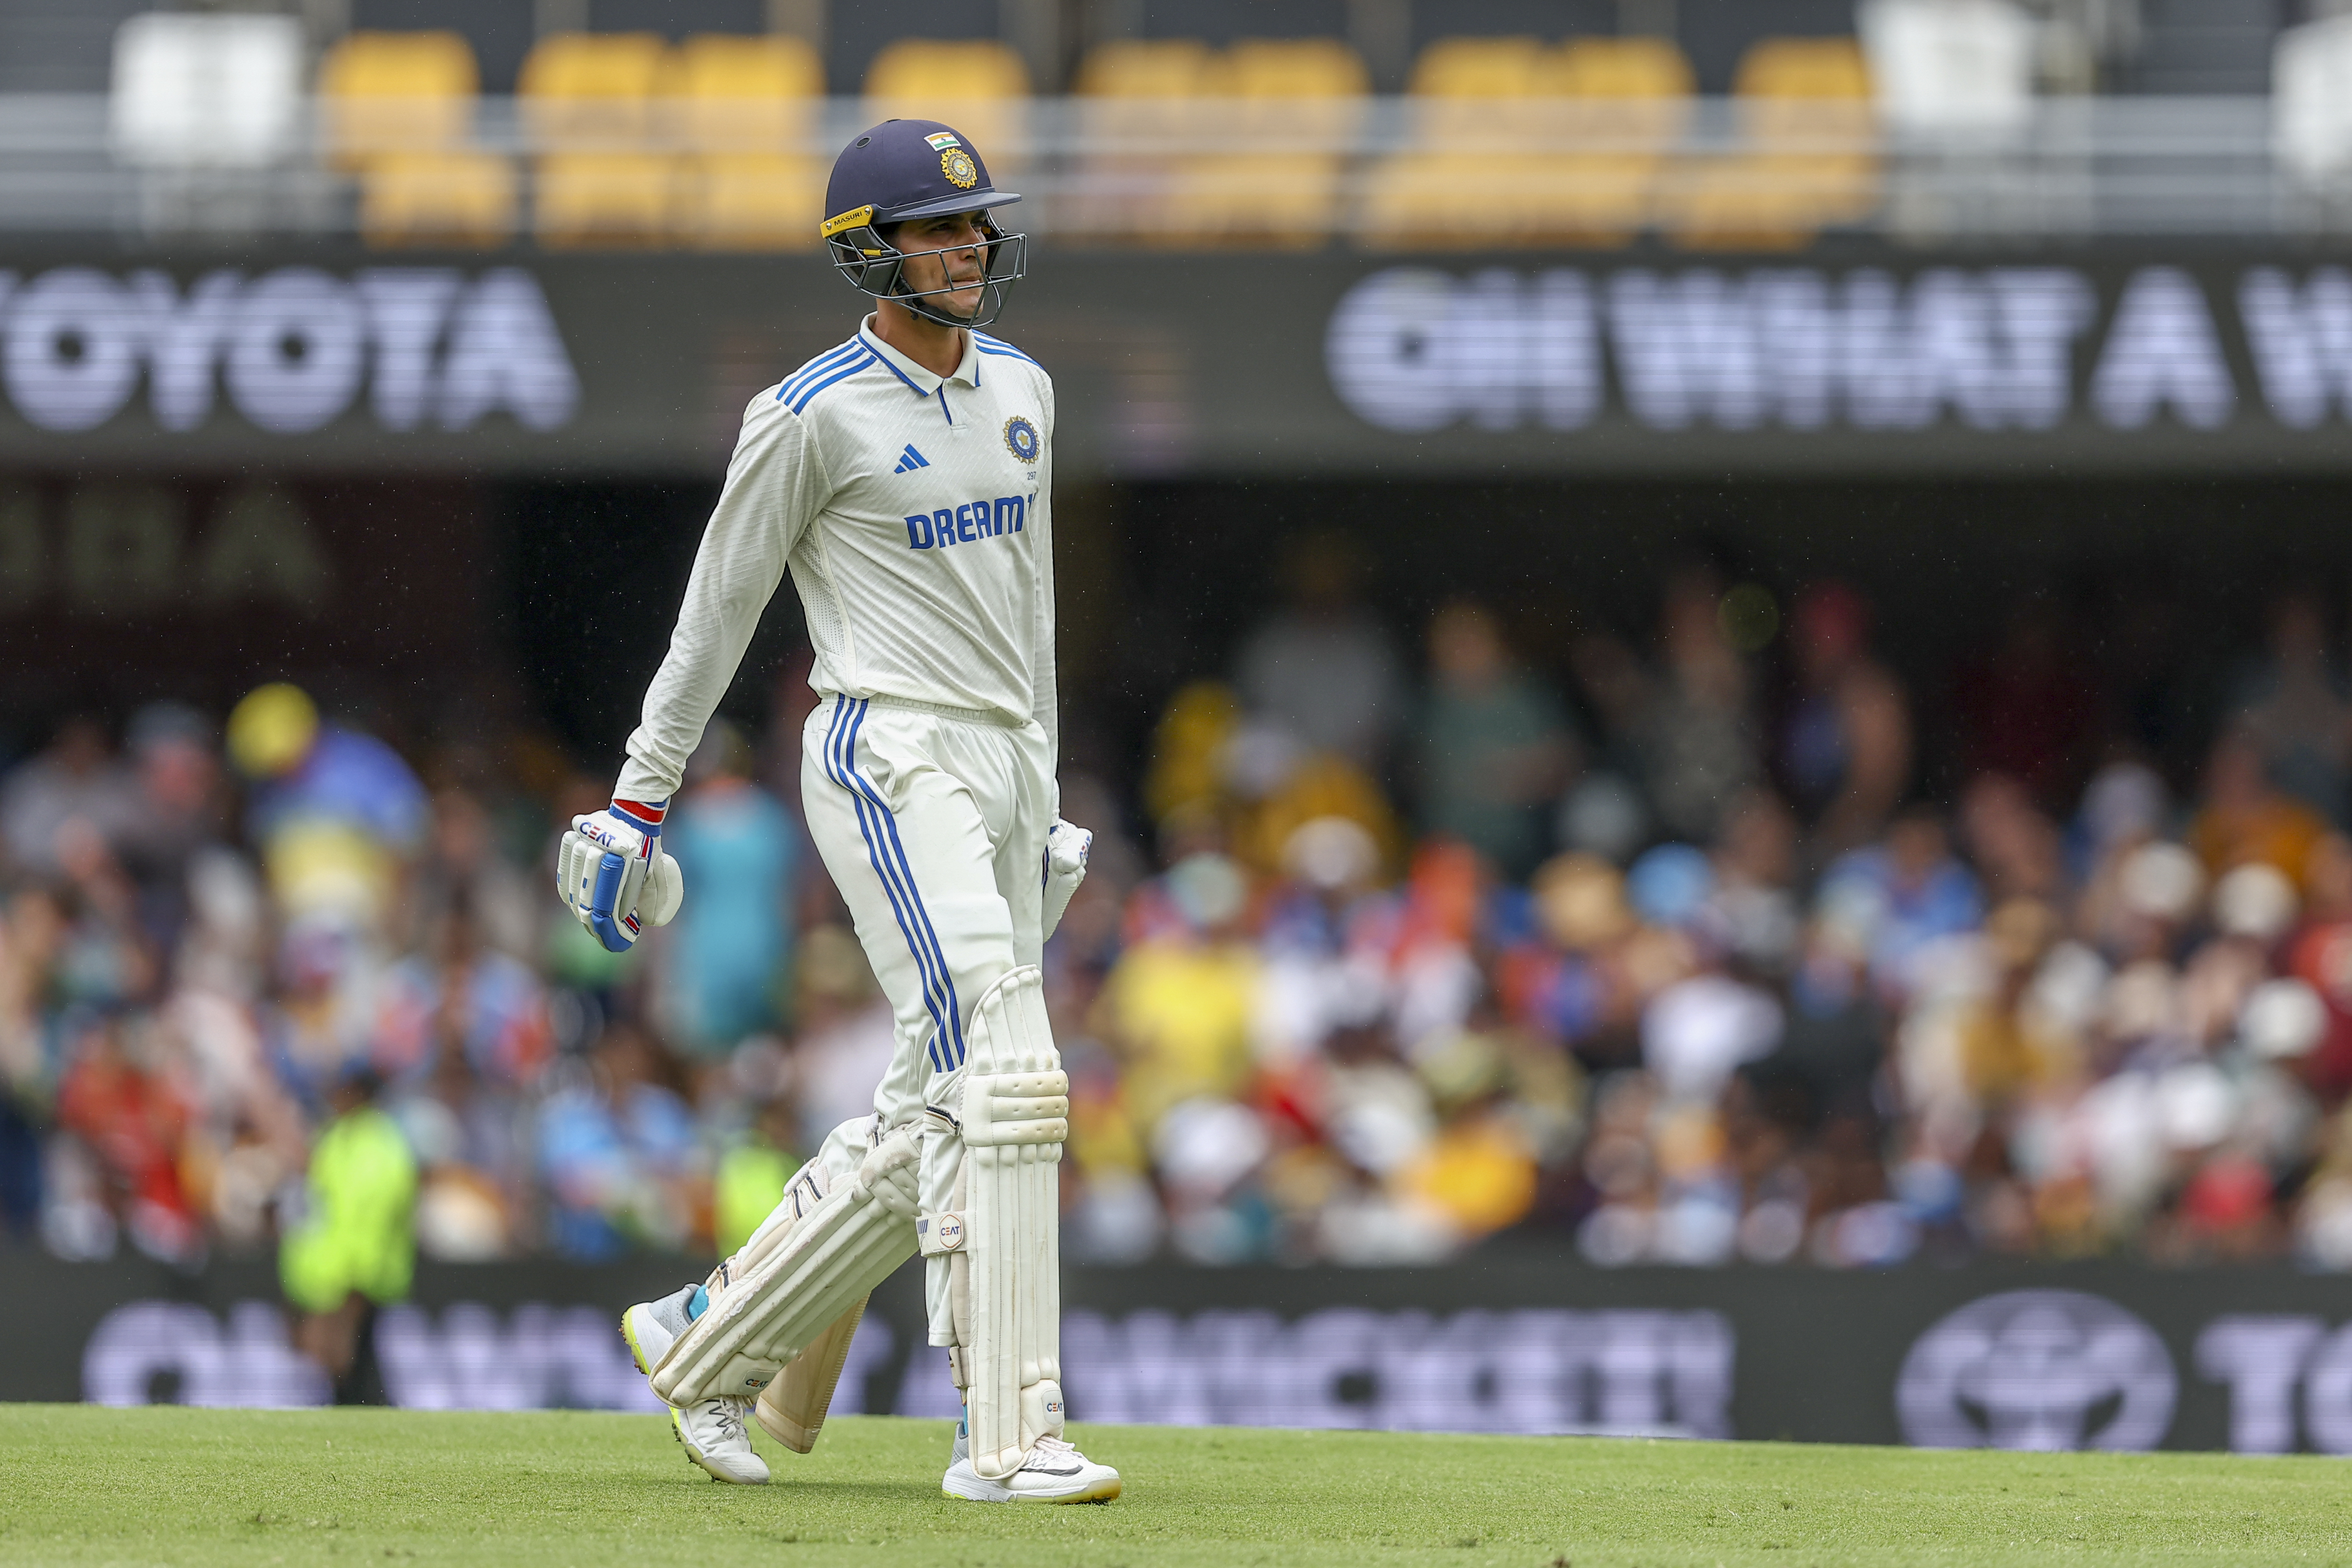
[
  {"x1": 953, "y1": 966, "x2": 1070, "y2": 1482},
  {"x1": 652, "y1": 1126, "x2": 919, "y2": 1406},
  {"x1": 754, "y1": 1297, "x2": 868, "y2": 1453}
]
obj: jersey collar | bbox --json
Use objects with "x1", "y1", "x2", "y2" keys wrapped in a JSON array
[{"x1": 859, "y1": 316, "x2": 984, "y2": 397}]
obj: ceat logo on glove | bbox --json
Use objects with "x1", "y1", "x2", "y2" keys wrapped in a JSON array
[
  {"x1": 554, "y1": 802, "x2": 683, "y2": 953},
  {"x1": 573, "y1": 814, "x2": 645, "y2": 857}
]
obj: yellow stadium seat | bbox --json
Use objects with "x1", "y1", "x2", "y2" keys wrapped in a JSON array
[
  {"x1": 670, "y1": 33, "x2": 822, "y2": 151},
  {"x1": 1536, "y1": 38, "x2": 1693, "y2": 239},
  {"x1": 534, "y1": 151, "x2": 673, "y2": 246},
  {"x1": 519, "y1": 31, "x2": 671, "y2": 148},
  {"x1": 1074, "y1": 38, "x2": 1214, "y2": 100},
  {"x1": 1402, "y1": 35, "x2": 1550, "y2": 144},
  {"x1": 1073, "y1": 38, "x2": 1213, "y2": 143},
  {"x1": 661, "y1": 35, "x2": 823, "y2": 246},
  {"x1": 863, "y1": 39, "x2": 1029, "y2": 165},
  {"x1": 1360, "y1": 33, "x2": 1693, "y2": 250},
  {"x1": 1140, "y1": 37, "x2": 1367, "y2": 250},
  {"x1": 1555, "y1": 35, "x2": 1694, "y2": 100},
  {"x1": 319, "y1": 30, "x2": 511, "y2": 248},
  {"x1": 1408, "y1": 35, "x2": 1550, "y2": 97},
  {"x1": 358, "y1": 150, "x2": 516, "y2": 247},
  {"x1": 1158, "y1": 153, "x2": 1349, "y2": 247},
  {"x1": 1068, "y1": 41, "x2": 1215, "y2": 239},
  {"x1": 317, "y1": 30, "x2": 477, "y2": 164},
  {"x1": 675, "y1": 153, "x2": 826, "y2": 249},
  {"x1": 1738, "y1": 35, "x2": 1874, "y2": 102},
  {"x1": 1220, "y1": 36, "x2": 1369, "y2": 103},
  {"x1": 520, "y1": 34, "x2": 674, "y2": 245},
  {"x1": 1663, "y1": 36, "x2": 1878, "y2": 250}
]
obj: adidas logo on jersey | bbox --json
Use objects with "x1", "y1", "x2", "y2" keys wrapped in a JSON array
[{"x1": 893, "y1": 443, "x2": 930, "y2": 473}]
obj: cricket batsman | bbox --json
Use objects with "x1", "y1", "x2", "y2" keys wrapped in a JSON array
[{"x1": 552, "y1": 119, "x2": 1117, "y2": 1503}]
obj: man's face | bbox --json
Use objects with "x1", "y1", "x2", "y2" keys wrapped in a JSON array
[{"x1": 888, "y1": 211, "x2": 991, "y2": 320}]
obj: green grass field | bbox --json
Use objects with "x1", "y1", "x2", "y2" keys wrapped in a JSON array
[{"x1": 1, "y1": 1407, "x2": 2347, "y2": 1568}]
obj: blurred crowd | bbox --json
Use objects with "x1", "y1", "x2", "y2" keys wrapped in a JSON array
[
  {"x1": 1054, "y1": 543, "x2": 2352, "y2": 1270},
  {"x1": 13, "y1": 542, "x2": 2352, "y2": 1279}
]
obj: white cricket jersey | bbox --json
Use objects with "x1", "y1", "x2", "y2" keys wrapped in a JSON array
[{"x1": 616, "y1": 315, "x2": 1057, "y2": 805}]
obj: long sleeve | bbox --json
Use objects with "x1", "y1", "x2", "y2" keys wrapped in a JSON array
[
  {"x1": 1029, "y1": 379, "x2": 1059, "y2": 792},
  {"x1": 616, "y1": 394, "x2": 832, "y2": 804}
]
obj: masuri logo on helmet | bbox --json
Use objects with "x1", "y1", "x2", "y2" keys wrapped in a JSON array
[{"x1": 820, "y1": 119, "x2": 1027, "y2": 330}]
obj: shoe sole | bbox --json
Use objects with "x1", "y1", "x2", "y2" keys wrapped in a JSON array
[
  {"x1": 620, "y1": 1308, "x2": 767, "y2": 1487},
  {"x1": 943, "y1": 1475, "x2": 1122, "y2": 1504}
]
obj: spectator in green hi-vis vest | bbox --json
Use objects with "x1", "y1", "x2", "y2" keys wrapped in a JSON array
[
  {"x1": 282, "y1": 1069, "x2": 416, "y2": 1401},
  {"x1": 712, "y1": 1097, "x2": 801, "y2": 1257}
]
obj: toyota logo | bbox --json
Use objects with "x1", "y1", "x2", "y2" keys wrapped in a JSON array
[{"x1": 1897, "y1": 1289, "x2": 2176, "y2": 1451}]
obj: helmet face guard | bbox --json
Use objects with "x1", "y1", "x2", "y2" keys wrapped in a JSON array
[{"x1": 822, "y1": 205, "x2": 1027, "y2": 329}]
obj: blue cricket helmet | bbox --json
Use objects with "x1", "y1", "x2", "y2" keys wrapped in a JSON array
[{"x1": 821, "y1": 119, "x2": 1026, "y2": 327}]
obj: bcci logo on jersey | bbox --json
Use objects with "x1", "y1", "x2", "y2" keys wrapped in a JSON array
[{"x1": 1003, "y1": 416, "x2": 1041, "y2": 463}]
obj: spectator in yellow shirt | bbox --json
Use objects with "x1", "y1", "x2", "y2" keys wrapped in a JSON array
[{"x1": 1093, "y1": 853, "x2": 1262, "y2": 1137}]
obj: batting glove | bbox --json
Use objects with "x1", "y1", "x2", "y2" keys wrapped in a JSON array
[
  {"x1": 1042, "y1": 817, "x2": 1092, "y2": 939},
  {"x1": 556, "y1": 799, "x2": 684, "y2": 953}
]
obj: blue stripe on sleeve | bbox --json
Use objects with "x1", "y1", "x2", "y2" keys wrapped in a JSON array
[
  {"x1": 788, "y1": 350, "x2": 878, "y2": 413},
  {"x1": 973, "y1": 332, "x2": 1042, "y2": 369},
  {"x1": 776, "y1": 339, "x2": 864, "y2": 403},
  {"x1": 781, "y1": 343, "x2": 869, "y2": 406}
]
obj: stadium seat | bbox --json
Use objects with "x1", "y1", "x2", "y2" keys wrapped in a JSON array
[
  {"x1": 863, "y1": 39, "x2": 1030, "y2": 170},
  {"x1": 112, "y1": 11, "x2": 305, "y2": 169},
  {"x1": 1221, "y1": 35, "x2": 1369, "y2": 102},
  {"x1": 317, "y1": 32, "x2": 513, "y2": 248},
  {"x1": 519, "y1": 31, "x2": 671, "y2": 145},
  {"x1": 668, "y1": 35, "x2": 825, "y2": 249},
  {"x1": 534, "y1": 152, "x2": 674, "y2": 247},
  {"x1": 1360, "y1": 35, "x2": 1693, "y2": 250},
  {"x1": 675, "y1": 154, "x2": 826, "y2": 249},
  {"x1": 1068, "y1": 40, "x2": 1217, "y2": 239},
  {"x1": 1075, "y1": 37, "x2": 1215, "y2": 111},
  {"x1": 1662, "y1": 36, "x2": 1879, "y2": 250},
  {"x1": 317, "y1": 30, "x2": 478, "y2": 164},
  {"x1": 1402, "y1": 35, "x2": 1553, "y2": 134},
  {"x1": 1178, "y1": 39, "x2": 1366, "y2": 249},
  {"x1": 2277, "y1": 13, "x2": 2352, "y2": 180},
  {"x1": 669, "y1": 33, "x2": 823, "y2": 150},
  {"x1": 1858, "y1": 0, "x2": 2036, "y2": 139},
  {"x1": 1078, "y1": 36, "x2": 1366, "y2": 250},
  {"x1": 520, "y1": 33, "x2": 674, "y2": 247},
  {"x1": 357, "y1": 150, "x2": 518, "y2": 247}
]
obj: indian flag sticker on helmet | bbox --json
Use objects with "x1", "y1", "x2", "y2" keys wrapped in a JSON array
[
  {"x1": 1004, "y1": 415, "x2": 1040, "y2": 462},
  {"x1": 925, "y1": 131, "x2": 962, "y2": 150},
  {"x1": 942, "y1": 148, "x2": 979, "y2": 188}
]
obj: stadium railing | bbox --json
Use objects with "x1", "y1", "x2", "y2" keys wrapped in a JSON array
[{"x1": 0, "y1": 86, "x2": 2313, "y2": 248}]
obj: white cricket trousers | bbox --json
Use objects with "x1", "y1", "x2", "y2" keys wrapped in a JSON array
[{"x1": 800, "y1": 692, "x2": 1051, "y2": 1133}]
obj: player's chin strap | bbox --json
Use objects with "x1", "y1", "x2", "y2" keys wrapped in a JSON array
[{"x1": 918, "y1": 965, "x2": 1068, "y2": 1482}]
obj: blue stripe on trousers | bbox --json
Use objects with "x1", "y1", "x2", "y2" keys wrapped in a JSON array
[
  {"x1": 840, "y1": 699, "x2": 967, "y2": 1069},
  {"x1": 826, "y1": 696, "x2": 952, "y2": 1073}
]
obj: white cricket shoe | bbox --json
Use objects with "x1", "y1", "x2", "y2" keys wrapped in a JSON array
[
  {"x1": 943, "y1": 1415, "x2": 1121, "y2": 1504},
  {"x1": 622, "y1": 1284, "x2": 770, "y2": 1485}
]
